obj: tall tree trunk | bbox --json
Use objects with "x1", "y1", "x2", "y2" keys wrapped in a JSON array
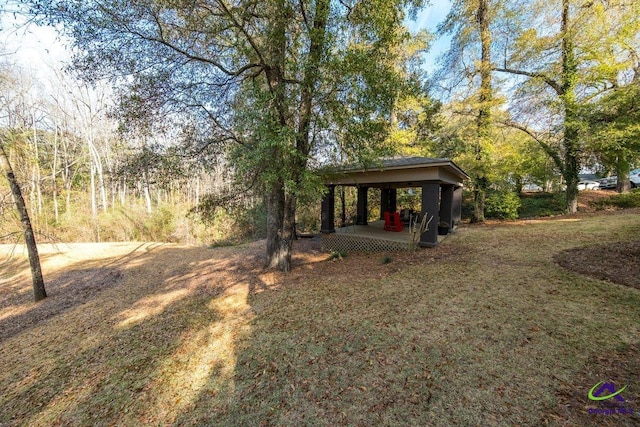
[
  {"x1": 472, "y1": 181, "x2": 486, "y2": 223},
  {"x1": 90, "y1": 162, "x2": 97, "y2": 217},
  {"x1": 52, "y1": 125, "x2": 60, "y2": 223},
  {"x1": 32, "y1": 115, "x2": 43, "y2": 217},
  {"x1": 98, "y1": 164, "x2": 108, "y2": 213},
  {"x1": 0, "y1": 144, "x2": 46, "y2": 302},
  {"x1": 472, "y1": 0, "x2": 492, "y2": 223},
  {"x1": 143, "y1": 173, "x2": 152, "y2": 214},
  {"x1": 561, "y1": 0, "x2": 580, "y2": 214},
  {"x1": 265, "y1": 0, "x2": 292, "y2": 270},
  {"x1": 494, "y1": 0, "x2": 585, "y2": 214},
  {"x1": 86, "y1": 134, "x2": 107, "y2": 214},
  {"x1": 65, "y1": 178, "x2": 72, "y2": 214},
  {"x1": 616, "y1": 155, "x2": 631, "y2": 193},
  {"x1": 515, "y1": 175, "x2": 523, "y2": 194},
  {"x1": 119, "y1": 178, "x2": 127, "y2": 206},
  {"x1": 62, "y1": 136, "x2": 73, "y2": 215},
  {"x1": 266, "y1": 180, "x2": 291, "y2": 271},
  {"x1": 264, "y1": 0, "x2": 330, "y2": 271}
]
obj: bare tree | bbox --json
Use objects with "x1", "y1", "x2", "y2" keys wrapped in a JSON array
[{"x1": 0, "y1": 135, "x2": 46, "y2": 301}]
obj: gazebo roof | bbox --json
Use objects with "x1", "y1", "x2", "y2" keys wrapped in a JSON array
[{"x1": 323, "y1": 156, "x2": 469, "y2": 188}]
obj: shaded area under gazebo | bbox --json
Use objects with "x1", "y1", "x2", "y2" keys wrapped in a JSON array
[{"x1": 320, "y1": 157, "x2": 469, "y2": 252}]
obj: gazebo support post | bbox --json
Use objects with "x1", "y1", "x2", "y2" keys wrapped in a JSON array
[
  {"x1": 453, "y1": 186, "x2": 463, "y2": 226},
  {"x1": 389, "y1": 189, "x2": 397, "y2": 213},
  {"x1": 321, "y1": 185, "x2": 335, "y2": 233},
  {"x1": 439, "y1": 185, "x2": 454, "y2": 234},
  {"x1": 356, "y1": 186, "x2": 369, "y2": 225},
  {"x1": 379, "y1": 188, "x2": 397, "y2": 219},
  {"x1": 419, "y1": 182, "x2": 440, "y2": 247}
]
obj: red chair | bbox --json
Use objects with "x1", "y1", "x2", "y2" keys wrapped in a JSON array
[{"x1": 383, "y1": 211, "x2": 404, "y2": 232}]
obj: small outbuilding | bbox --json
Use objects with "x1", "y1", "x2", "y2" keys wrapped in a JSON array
[{"x1": 320, "y1": 157, "x2": 469, "y2": 252}]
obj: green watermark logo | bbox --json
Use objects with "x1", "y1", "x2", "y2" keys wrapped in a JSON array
[
  {"x1": 588, "y1": 381, "x2": 627, "y2": 402},
  {"x1": 587, "y1": 381, "x2": 634, "y2": 416}
]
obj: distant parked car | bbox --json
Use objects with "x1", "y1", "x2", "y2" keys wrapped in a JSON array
[
  {"x1": 598, "y1": 171, "x2": 640, "y2": 189},
  {"x1": 522, "y1": 183, "x2": 543, "y2": 192},
  {"x1": 631, "y1": 168, "x2": 640, "y2": 188},
  {"x1": 577, "y1": 180, "x2": 600, "y2": 191},
  {"x1": 598, "y1": 176, "x2": 617, "y2": 189}
]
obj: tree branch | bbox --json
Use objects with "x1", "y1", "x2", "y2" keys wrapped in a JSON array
[
  {"x1": 494, "y1": 67, "x2": 563, "y2": 95},
  {"x1": 107, "y1": 2, "x2": 265, "y2": 78},
  {"x1": 189, "y1": 103, "x2": 245, "y2": 146},
  {"x1": 298, "y1": 0, "x2": 310, "y2": 31},
  {"x1": 495, "y1": 118, "x2": 564, "y2": 173},
  {"x1": 132, "y1": 29, "x2": 263, "y2": 77},
  {"x1": 337, "y1": 0, "x2": 353, "y2": 19},
  {"x1": 215, "y1": 0, "x2": 267, "y2": 67}
]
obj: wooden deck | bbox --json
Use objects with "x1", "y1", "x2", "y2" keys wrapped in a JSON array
[
  {"x1": 322, "y1": 220, "x2": 444, "y2": 253},
  {"x1": 337, "y1": 220, "x2": 412, "y2": 240}
]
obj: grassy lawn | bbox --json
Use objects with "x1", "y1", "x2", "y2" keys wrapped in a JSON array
[{"x1": 1, "y1": 210, "x2": 639, "y2": 426}]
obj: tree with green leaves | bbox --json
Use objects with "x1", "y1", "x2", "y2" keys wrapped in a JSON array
[
  {"x1": 437, "y1": 0, "x2": 496, "y2": 222},
  {"x1": 494, "y1": 0, "x2": 640, "y2": 211},
  {"x1": 384, "y1": 29, "x2": 440, "y2": 157},
  {"x1": 584, "y1": 82, "x2": 640, "y2": 192},
  {"x1": 28, "y1": 0, "x2": 426, "y2": 271}
]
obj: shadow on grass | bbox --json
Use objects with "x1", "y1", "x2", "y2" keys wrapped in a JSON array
[
  {"x1": 0, "y1": 251, "x2": 62, "y2": 301},
  {"x1": 7, "y1": 292, "x2": 225, "y2": 426},
  {"x1": 1, "y1": 242, "x2": 276, "y2": 426},
  {"x1": 0, "y1": 267, "x2": 123, "y2": 342},
  {"x1": 173, "y1": 216, "x2": 640, "y2": 426},
  {"x1": 0, "y1": 243, "x2": 161, "y2": 343}
]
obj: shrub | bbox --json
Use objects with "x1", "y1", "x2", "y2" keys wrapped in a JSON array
[
  {"x1": 295, "y1": 204, "x2": 320, "y2": 233},
  {"x1": 236, "y1": 203, "x2": 268, "y2": 240},
  {"x1": 98, "y1": 208, "x2": 140, "y2": 241},
  {"x1": 518, "y1": 192, "x2": 566, "y2": 218},
  {"x1": 328, "y1": 250, "x2": 347, "y2": 260},
  {"x1": 591, "y1": 189, "x2": 640, "y2": 210},
  {"x1": 461, "y1": 198, "x2": 475, "y2": 221},
  {"x1": 484, "y1": 191, "x2": 521, "y2": 220},
  {"x1": 147, "y1": 207, "x2": 176, "y2": 241}
]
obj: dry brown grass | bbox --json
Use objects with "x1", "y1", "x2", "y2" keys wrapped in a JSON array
[{"x1": 1, "y1": 209, "x2": 639, "y2": 426}]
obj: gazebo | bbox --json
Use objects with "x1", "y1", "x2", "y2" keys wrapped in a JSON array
[{"x1": 320, "y1": 157, "x2": 469, "y2": 252}]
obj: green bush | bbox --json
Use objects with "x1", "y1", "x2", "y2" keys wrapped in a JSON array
[
  {"x1": 147, "y1": 207, "x2": 176, "y2": 241},
  {"x1": 204, "y1": 203, "x2": 268, "y2": 246},
  {"x1": 591, "y1": 189, "x2": 640, "y2": 209},
  {"x1": 461, "y1": 197, "x2": 475, "y2": 221},
  {"x1": 484, "y1": 191, "x2": 521, "y2": 220},
  {"x1": 295, "y1": 204, "x2": 320, "y2": 233},
  {"x1": 238, "y1": 203, "x2": 268, "y2": 240},
  {"x1": 518, "y1": 192, "x2": 566, "y2": 218}
]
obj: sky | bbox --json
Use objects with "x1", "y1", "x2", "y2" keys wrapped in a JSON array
[
  {"x1": 0, "y1": 10, "x2": 68, "y2": 74},
  {"x1": 406, "y1": 0, "x2": 453, "y2": 72}
]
